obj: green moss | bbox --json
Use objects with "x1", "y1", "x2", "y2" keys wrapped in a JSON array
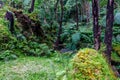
[{"x1": 72, "y1": 48, "x2": 115, "y2": 80}]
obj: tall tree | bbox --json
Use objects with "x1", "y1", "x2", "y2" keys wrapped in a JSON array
[
  {"x1": 54, "y1": 0, "x2": 59, "y2": 20},
  {"x1": 104, "y1": 0, "x2": 114, "y2": 62},
  {"x1": 92, "y1": 0, "x2": 101, "y2": 50},
  {"x1": 54, "y1": 0, "x2": 63, "y2": 50},
  {"x1": 85, "y1": 1, "x2": 90, "y2": 23},
  {"x1": 76, "y1": 0, "x2": 79, "y2": 29},
  {"x1": 28, "y1": 0, "x2": 35, "y2": 13}
]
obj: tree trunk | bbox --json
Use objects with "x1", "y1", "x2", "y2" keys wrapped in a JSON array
[
  {"x1": 54, "y1": 0, "x2": 59, "y2": 20},
  {"x1": 76, "y1": 0, "x2": 79, "y2": 30},
  {"x1": 92, "y1": 0, "x2": 101, "y2": 50},
  {"x1": 54, "y1": 0, "x2": 63, "y2": 50},
  {"x1": 85, "y1": 1, "x2": 90, "y2": 23},
  {"x1": 28, "y1": 0, "x2": 35, "y2": 13},
  {"x1": 104, "y1": 0, "x2": 114, "y2": 62}
]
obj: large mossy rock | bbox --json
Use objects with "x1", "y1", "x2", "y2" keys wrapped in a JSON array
[{"x1": 72, "y1": 48, "x2": 115, "y2": 80}]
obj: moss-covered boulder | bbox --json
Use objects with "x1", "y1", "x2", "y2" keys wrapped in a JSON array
[{"x1": 72, "y1": 48, "x2": 115, "y2": 80}]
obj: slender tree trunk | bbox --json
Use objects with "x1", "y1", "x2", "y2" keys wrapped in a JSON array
[
  {"x1": 85, "y1": 1, "x2": 90, "y2": 23},
  {"x1": 28, "y1": 0, "x2": 35, "y2": 13},
  {"x1": 54, "y1": 0, "x2": 63, "y2": 50},
  {"x1": 76, "y1": 0, "x2": 79, "y2": 30},
  {"x1": 104, "y1": 0, "x2": 114, "y2": 62},
  {"x1": 54, "y1": 0, "x2": 59, "y2": 20},
  {"x1": 92, "y1": 0, "x2": 101, "y2": 50}
]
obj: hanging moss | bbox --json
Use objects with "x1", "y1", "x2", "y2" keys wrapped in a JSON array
[{"x1": 72, "y1": 48, "x2": 115, "y2": 80}]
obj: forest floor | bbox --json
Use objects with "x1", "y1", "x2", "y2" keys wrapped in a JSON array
[{"x1": 0, "y1": 56, "x2": 71, "y2": 80}]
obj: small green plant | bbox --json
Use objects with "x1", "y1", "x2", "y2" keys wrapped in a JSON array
[{"x1": 0, "y1": 50, "x2": 18, "y2": 61}]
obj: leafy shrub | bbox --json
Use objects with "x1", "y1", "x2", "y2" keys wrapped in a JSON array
[
  {"x1": 0, "y1": 50, "x2": 18, "y2": 61},
  {"x1": 72, "y1": 48, "x2": 115, "y2": 80},
  {"x1": 15, "y1": 41, "x2": 52, "y2": 57},
  {"x1": 62, "y1": 23, "x2": 92, "y2": 50},
  {"x1": 28, "y1": 43, "x2": 52, "y2": 56},
  {"x1": 111, "y1": 52, "x2": 120, "y2": 62}
]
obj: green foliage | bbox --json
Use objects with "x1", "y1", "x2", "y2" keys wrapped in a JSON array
[
  {"x1": 100, "y1": 0, "x2": 107, "y2": 7},
  {"x1": 0, "y1": 9, "x2": 17, "y2": 51},
  {"x1": 0, "y1": 50, "x2": 17, "y2": 61},
  {"x1": 0, "y1": 40, "x2": 53, "y2": 61},
  {"x1": 111, "y1": 52, "x2": 120, "y2": 62},
  {"x1": 29, "y1": 43, "x2": 52, "y2": 56},
  {"x1": 61, "y1": 23, "x2": 81, "y2": 50},
  {"x1": 14, "y1": 41, "x2": 52, "y2": 57},
  {"x1": 0, "y1": 15, "x2": 14, "y2": 44},
  {"x1": 100, "y1": 15, "x2": 106, "y2": 27},
  {"x1": 72, "y1": 32, "x2": 80, "y2": 44},
  {"x1": 23, "y1": 0, "x2": 31, "y2": 9},
  {"x1": 113, "y1": 43, "x2": 120, "y2": 56},
  {"x1": 61, "y1": 23, "x2": 93, "y2": 50},
  {"x1": 72, "y1": 48, "x2": 115, "y2": 80},
  {"x1": 114, "y1": 12, "x2": 120, "y2": 25},
  {"x1": 116, "y1": 35, "x2": 120, "y2": 42},
  {"x1": 0, "y1": 24, "x2": 11, "y2": 43}
]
